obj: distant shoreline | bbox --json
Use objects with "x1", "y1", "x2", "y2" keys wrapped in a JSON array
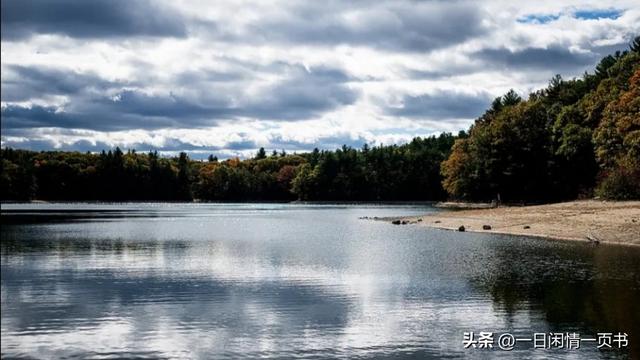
[
  {"x1": 393, "y1": 200, "x2": 640, "y2": 246},
  {"x1": 0, "y1": 200, "x2": 440, "y2": 205}
]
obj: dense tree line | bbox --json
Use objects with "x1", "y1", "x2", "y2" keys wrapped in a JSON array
[
  {"x1": 442, "y1": 37, "x2": 640, "y2": 201},
  {"x1": 1, "y1": 148, "x2": 191, "y2": 201},
  {"x1": 292, "y1": 135, "x2": 455, "y2": 200},
  {"x1": 2, "y1": 38, "x2": 638, "y2": 202},
  {"x1": 1, "y1": 133, "x2": 455, "y2": 201}
]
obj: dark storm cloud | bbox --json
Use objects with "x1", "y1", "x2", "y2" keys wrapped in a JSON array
[
  {"x1": 1, "y1": 65, "x2": 121, "y2": 102},
  {"x1": 96, "y1": 90, "x2": 229, "y2": 120},
  {"x1": 1, "y1": 103, "x2": 194, "y2": 131},
  {"x1": 224, "y1": 139, "x2": 258, "y2": 151},
  {"x1": 386, "y1": 91, "x2": 494, "y2": 119},
  {"x1": 1, "y1": 105, "x2": 74, "y2": 129},
  {"x1": 590, "y1": 41, "x2": 634, "y2": 59},
  {"x1": 1, "y1": 64, "x2": 359, "y2": 131},
  {"x1": 0, "y1": 65, "x2": 191, "y2": 130},
  {"x1": 2, "y1": 0, "x2": 487, "y2": 50},
  {"x1": 242, "y1": 65, "x2": 359, "y2": 120},
  {"x1": 269, "y1": 134, "x2": 370, "y2": 151},
  {"x1": 173, "y1": 69, "x2": 247, "y2": 85},
  {"x1": 403, "y1": 63, "x2": 483, "y2": 80},
  {"x1": 475, "y1": 46, "x2": 598, "y2": 72},
  {"x1": 1, "y1": 0, "x2": 187, "y2": 40},
  {"x1": 1, "y1": 91, "x2": 236, "y2": 131},
  {"x1": 245, "y1": 1, "x2": 486, "y2": 52}
]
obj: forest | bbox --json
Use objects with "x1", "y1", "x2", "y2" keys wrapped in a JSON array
[
  {"x1": 442, "y1": 37, "x2": 640, "y2": 201},
  {"x1": 0, "y1": 134, "x2": 456, "y2": 201},
  {"x1": 1, "y1": 37, "x2": 639, "y2": 202}
]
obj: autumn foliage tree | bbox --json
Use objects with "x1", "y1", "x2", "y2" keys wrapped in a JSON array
[
  {"x1": 441, "y1": 37, "x2": 640, "y2": 201},
  {"x1": 593, "y1": 68, "x2": 640, "y2": 199}
]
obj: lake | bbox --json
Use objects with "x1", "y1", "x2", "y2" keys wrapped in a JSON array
[{"x1": 1, "y1": 203, "x2": 639, "y2": 359}]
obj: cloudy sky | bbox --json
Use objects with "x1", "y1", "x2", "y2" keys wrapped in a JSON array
[{"x1": 1, "y1": 0, "x2": 639, "y2": 158}]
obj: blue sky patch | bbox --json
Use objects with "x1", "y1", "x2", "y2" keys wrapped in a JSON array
[
  {"x1": 573, "y1": 9, "x2": 623, "y2": 20},
  {"x1": 517, "y1": 8, "x2": 623, "y2": 24},
  {"x1": 517, "y1": 14, "x2": 560, "y2": 24}
]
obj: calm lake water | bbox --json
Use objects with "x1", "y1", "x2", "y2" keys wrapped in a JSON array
[{"x1": 1, "y1": 203, "x2": 639, "y2": 359}]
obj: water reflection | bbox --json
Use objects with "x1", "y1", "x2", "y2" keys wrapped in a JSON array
[
  {"x1": 472, "y1": 241, "x2": 640, "y2": 358},
  {"x1": 1, "y1": 203, "x2": 639, "y2": 359}
]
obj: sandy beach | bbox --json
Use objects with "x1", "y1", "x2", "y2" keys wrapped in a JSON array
[{"x1": 399, "y1": 200, "x2": 640, "y2": 246}]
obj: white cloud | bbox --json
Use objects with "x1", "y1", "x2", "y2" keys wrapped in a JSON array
[{"x1": 1, "y1": 0, "x2": 638, "y2": 158}]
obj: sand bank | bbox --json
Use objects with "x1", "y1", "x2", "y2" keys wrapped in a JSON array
[{"x1": 398, "y1": 200, "x2": 640, "y2": 246}]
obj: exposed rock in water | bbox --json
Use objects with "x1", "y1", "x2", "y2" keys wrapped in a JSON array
[
  {"x1": 392, "y1": 220, "x2": 401, "y2": 225},
  {"x1": 458, "y1": 225, "x2": 465, "y2": 232},
  {"x1": 482, "y1": 225, "x2": 491, "y2": 230},
  {"x1": 401, "y1": 220, "x2": 408, "y2": 225},
  {"x1": 417, "y1": 218, "x2": 423, "y2": 222},
  {"x1": 523, "y1": 225, "x2": 531, "y2": 229},
  {"x1": 435, "y1": 220, "x2": 441, "y2": 224}
]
